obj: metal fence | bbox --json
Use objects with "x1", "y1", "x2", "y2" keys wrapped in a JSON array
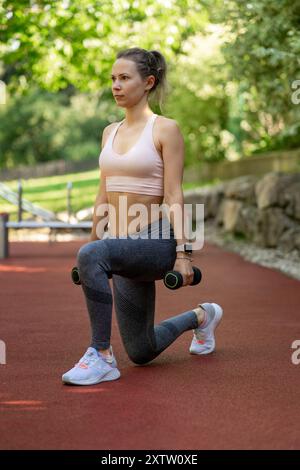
[{"x1": 0, "y1": 213, "x2": 92, "y2": 259}]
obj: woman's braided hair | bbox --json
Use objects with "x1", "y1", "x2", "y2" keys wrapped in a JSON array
[{"x1": 116, "y1": 47, "x2": 169, "y2": 111}]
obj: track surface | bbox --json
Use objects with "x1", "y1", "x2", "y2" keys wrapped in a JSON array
[{"x1": 0, "y1": 240, "x2": 299, "y2": 450}]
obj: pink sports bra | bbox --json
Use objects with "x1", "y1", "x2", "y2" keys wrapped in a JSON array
[{"x1": 99, "y1": 113, "x2": 164, "y2": 196}]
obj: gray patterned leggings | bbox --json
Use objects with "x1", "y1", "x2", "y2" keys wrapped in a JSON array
[{"x1": 76, "y1": 217, "x2": 199, "y2": 364}]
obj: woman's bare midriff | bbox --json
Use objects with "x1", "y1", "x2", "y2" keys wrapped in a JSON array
[
  {"x1": 107, "y1": 191, "x2": 164, "y2": 237},
  {"x1": 103, "y1": 115, "x2": 167, "y2": 237}
]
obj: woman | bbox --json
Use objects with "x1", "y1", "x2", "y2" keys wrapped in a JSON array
[{"x1": 62, "y1": 47, "x2": 223, "y2": 386}]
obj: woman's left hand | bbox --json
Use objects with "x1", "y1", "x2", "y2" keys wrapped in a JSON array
[{"x1": 172, "y1": 257, "x2": 194, "y2": 287}]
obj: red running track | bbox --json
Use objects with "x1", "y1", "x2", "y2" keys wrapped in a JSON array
[{"x1": 0, "y1": 240, "x2": 299, "y2": 450}]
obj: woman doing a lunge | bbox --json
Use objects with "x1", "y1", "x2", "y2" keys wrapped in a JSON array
[{"x1": 62, "y1": 47, "x2": 223, "y2": 386}]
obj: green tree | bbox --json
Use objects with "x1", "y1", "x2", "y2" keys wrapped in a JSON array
[
  {"x1": 217, "y1": 0, "x2": 300, "y2": 153},
  {"x1": 0, "y1": 0, "x2": 207, "y2": 92}
]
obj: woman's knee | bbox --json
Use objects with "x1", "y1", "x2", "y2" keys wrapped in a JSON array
[
  {"x1": 77, "y1": 243, "x2": 92, "y2": 268},
  {"x1": 129, "y1": 354, "x2": 151, "y2": 365},
  {"x1": 125, "y1": 343, "x2": 154, "y2": 365},
  {"x1": 76, "y1": 240, "x2": 108, "y2": 269}
]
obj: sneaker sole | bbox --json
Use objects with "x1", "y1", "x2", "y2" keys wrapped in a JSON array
[
  {"x1": 62, "y1": 367, "x2": 121, "y2": 386},
  {"x1": 189, "y1": 303, "x2": 223, "y2": 355}
]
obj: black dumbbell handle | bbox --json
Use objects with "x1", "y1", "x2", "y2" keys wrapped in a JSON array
[
  {"x1": 71, "y1": 265, "x2": 201, "y2": 290},
  {"x1": 71, "y1": 266, "x2": 81, "y2": 285},
  {"x1": 164, "y1": 266, "x2": 202, "y2": 290}
]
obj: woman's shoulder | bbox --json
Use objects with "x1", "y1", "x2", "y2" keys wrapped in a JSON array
[
  {"x1": 103, "y1": 121, "x2": 121, "y2": 137},
  {"x1": 155, "y1": 115, "x2": 181, "y2": 142},
  {"x1": 156, "y1": 114, "x2": 180, "y2": 131},
  {"x1": 156, "y1": 114, "x2": 176, "y2": 124},
  {"x1": 154, "y1": 115, "x2": 183, "y2": 153},
  {"x1": 101, "y1": 121, "x2": 120, "y2": 146},
  {"x1": 105, "y1": 120, "x2": 120, "y2": 133}
]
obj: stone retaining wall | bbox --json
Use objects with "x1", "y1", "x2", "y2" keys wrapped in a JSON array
[
  {"x1": 184, "y1": 172, "x2": 300, "y2": 254},
  {"x1": 183, "y1": 148, "x2": 300, "y2": 183}
]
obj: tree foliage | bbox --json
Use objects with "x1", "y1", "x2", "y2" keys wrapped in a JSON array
[
  {"x1": 217, "y1": 0, "x2": 300, "y2": 153},
  {"x1": 0, "y1": 0, "x2": 299, "y2": 170},
  {"x1": 0, "y1": 87, "x2": 111, "y2": 168},
  {"x1": 0, "y1": 0, "x2": 207, "y2": 92}
]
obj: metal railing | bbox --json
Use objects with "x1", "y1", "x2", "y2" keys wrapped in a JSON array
[
  {"x1": 0, "y1": 181, "x2": 59, "y2": 222},
  {"x1": 0, "y1": 179, "x2": 92, "y2": 258},
  {"x1": 0, "y1": 213, "x2": 92, "y2": 259}
]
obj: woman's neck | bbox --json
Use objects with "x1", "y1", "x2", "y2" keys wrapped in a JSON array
[{"x1": 123, "y1": 108, "x2": 153, "y2": 127}]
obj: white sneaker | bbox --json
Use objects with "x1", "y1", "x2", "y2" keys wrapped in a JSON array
[
  {"x1": 62, "y1": 347, "x2": 121, "y2": 385},
  {"x1": 99, "y1": 345, "x2": 118, "y2": 369},
  {"x1": 189, "y1": 303, "x2": 223, "y2": 355}
]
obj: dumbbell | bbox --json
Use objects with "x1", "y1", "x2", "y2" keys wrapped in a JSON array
[
  {"x1": 71, "y1": 266, "x2": 81, "y2": 285},
  {"x1": 163, "y1": 266, "x2": 202, "y2": 290},
  {"x1": 71, "y1": 266, "x2": 112, "y2": 285},
  {"x1": 71, "y1": 265, "x2": 201, "y2": 290}
]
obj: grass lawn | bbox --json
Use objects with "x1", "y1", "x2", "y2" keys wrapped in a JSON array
[{"x1": 0, "y1": 168, "x2": 220, "y2": 221}]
